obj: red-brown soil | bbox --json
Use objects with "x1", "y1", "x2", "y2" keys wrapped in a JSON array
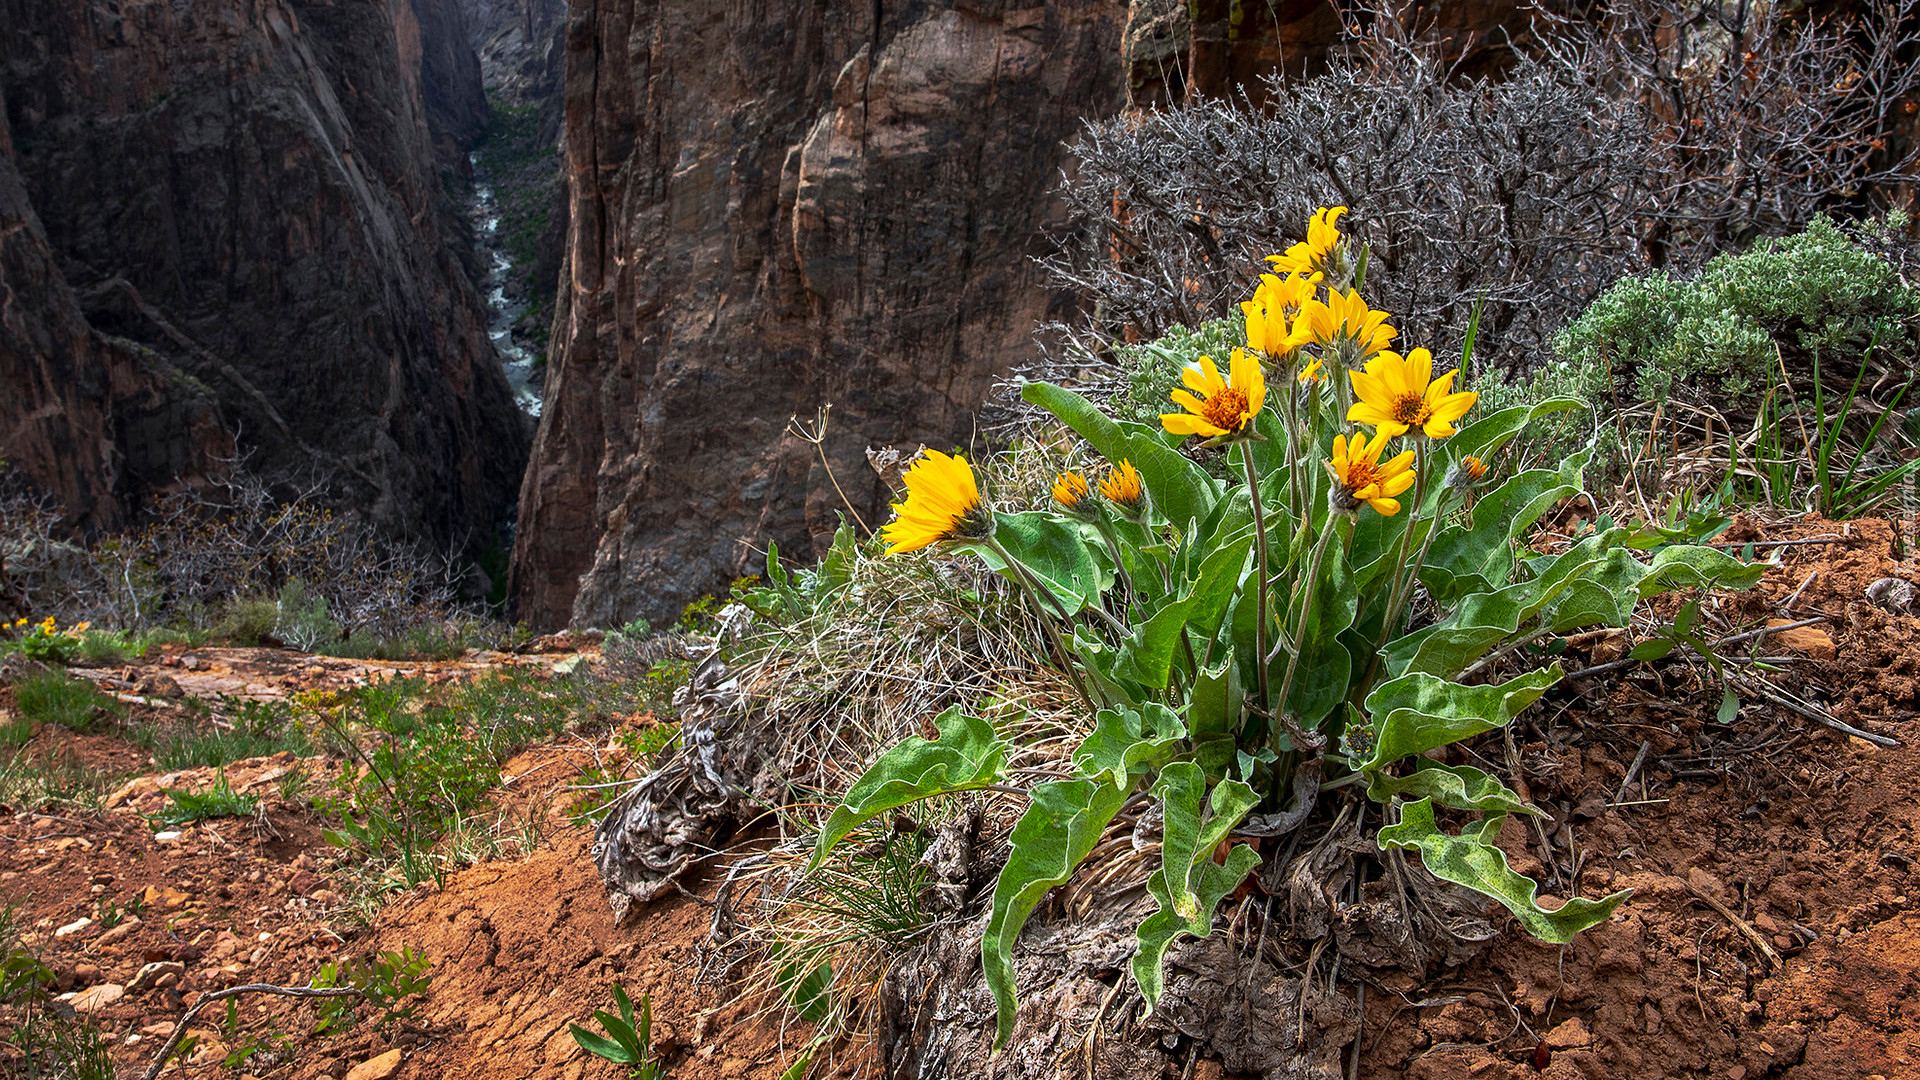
[{"x1": 1, "y1": 514, "x2": 1916, "y2": 1080}]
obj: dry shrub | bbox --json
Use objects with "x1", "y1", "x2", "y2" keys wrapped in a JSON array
[{"x1": 1026, "y1": 0, "x2": 1920, "y2": 398}]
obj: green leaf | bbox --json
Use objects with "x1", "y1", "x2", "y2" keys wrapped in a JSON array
[
  {"x1": 1358, "y1": 667, "x2": 1561, "y2": 772},
  {"x1": 1420, "y1": 449, "x2": 1591, "y2": 605},
  {"x1": 1378, "y1": 798, "x2": 1629, "y2": 943},
  {"x1": 569, "y1": 1025, "x2": 640, "y2": 1065},
  {"x1": 778, "y1": 959, "x2": 834, "y2": 1024},
  {"x1": 1628, "y1": 639, "x2": 1676, "y2": 661},
  {"x1": 1022, "y1": 382, "x2": 1223, "y2": 529},
  {"x1": 1121, "y1": 534, "x2": 1251, "y2": 688},
  {"x1": 808, "y1": 708, "x2": 1008, "y2": 871},
  {"x1": 1635, "y1": 545, "x2": 1766, "y2": 596},
  {"x1": 983, "y1": 778, "x2": 1130, "y2": 1048},
  {"x1": 1132, "y1": 764, "x2": 1261, "y2": 1012},
  {"x1": 1365, "y1": 760, "x2": 1532, "y2": 815},
  {"x1": 1717, "y1": 687, "x2": 1741, "y2": 725},
  {"x1": 1072, "y1": 704, "x2": 1187, "y2": 791},
  {"x1": 962, "y1": 511, "x2": 1111, "y2": 613}
]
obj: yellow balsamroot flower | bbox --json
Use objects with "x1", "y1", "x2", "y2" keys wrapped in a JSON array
[
  {"x1": 1462, "y1": 455, "x2": 1488, "y2": 479},
  {"x1": 1099, "y1": 459, "x2": 1144, "y2": 509},
  {"x1": 1303, "y1": 288, "x2": 1396, "y2": 361},
  {"x1": 1162, "y1": 349, "x2": 1265, "y2": 439},
  {"x1": 1347, "y1": 347, "x2": 1478, "y2": 439},
  {"x1": 882, "y1": 449, "x2": 988, "y2": 554},
  {"x1": 1327, "y1": 430, "x2": 1417, "y2": 516},
  {"x1": 1298, "y1": 358, "x2": 1325, "y2": 385},
  {"x1": 1266, "y1": 206, "x2": 1347, "y2": 277},
  {"x1": 1051, "y1": 470, "x2": 1092, "y2": 512}
]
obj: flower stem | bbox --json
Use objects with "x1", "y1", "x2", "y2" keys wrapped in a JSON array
[
  {"x1": 1240, "y1": 441, "x2": 1273, "y2": 717},
  {"x1": 1270, "y1": 509, "x2": 1341, "y2": 757},
  {"x1": 989, "y1": 537, "x2": 1100, "y2": 710}
]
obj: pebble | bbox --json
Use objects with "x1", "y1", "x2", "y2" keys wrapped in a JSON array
[
  {"x1": 95, "y1": 918, "x2": 141, "y2": 947},
  {"x1": 54, "y1": 917, "x2": 92, "y2": 938},
  {"x1": 344, "y1": 1048, "x2": 405, "y2": 1080},
  {"x1": 127, "y1": 961, "x2": 186, "y2": 994},
  {"x1": 68, "y1": 982, "x2": 125, "y2": 1013}
]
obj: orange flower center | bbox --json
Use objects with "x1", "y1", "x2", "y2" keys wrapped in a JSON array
[
  {"x1": 1342, "y1": 459, "x2": 1380, "y2": 494},
  {"x1": 1202, "y1": 387, "x2": 1250, "y2": 432},
  {"x1": 1389, "y1": 393, "x2": 1432, "y2": 427}
]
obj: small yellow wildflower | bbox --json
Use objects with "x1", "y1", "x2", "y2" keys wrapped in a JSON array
[
  {"x1": 882, "y1": 450, "x2": 988, "y2": 554},
  {"x1": 1051, "y1": 471, "x2": 1092, "y2": 513},
  {"x1": 1098, "y1": 460, "x2": 1144, "y2": 509},
  {"x1": 1347, "y1": 347, "x2": 1478, "y2": 439},
  {"x1": 1463, "y1": 456, "x2": 1488, "y2": 479},
  {"x1": 1327, "y1": 430, "x2": 1417, "y2": 516},
  {"x1": 1303, "y1": 288, "x2": 1396, "y2": 361},
  {"x1": 1162, "y1": 349, "x2": 1265, "y2": 440},
  {"x1": 1298, "y1": 358, "x2": 1325, "y2": 385},
  {"x1": 1266, "y1": 207, "x2": 1347, "y2": 277}
]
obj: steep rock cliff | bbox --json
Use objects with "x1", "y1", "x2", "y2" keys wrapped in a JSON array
[
  {"x1": 512, "y1": 1, "x2": 1126, "y2": 628},
  {"x1": 0, "y1": 0, "x2": 526, "y2": 541},
  {"x1": 0, "y1": 109, "x2": 230, "y2": 531}
]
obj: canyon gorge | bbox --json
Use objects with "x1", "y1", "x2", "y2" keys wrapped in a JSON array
[{"x1": 2, "y1": 0, "x2": 1518, "y2": 627}]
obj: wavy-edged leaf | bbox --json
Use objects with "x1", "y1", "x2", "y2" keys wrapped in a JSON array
[
  {"x1": 1358, "y1": 667, "x2": 1561, "y2": 772},
  {"x1": 1278, "y1": 534, "x2": 1356, "y2": 728},
  {"x1": 984, "y1": 779, "x2": 1130, "y2": 1048},
  {"x1": 1071, "y1": 704, "x2": 1187, "y2": 791},
  {"x1": 1365, "y1": 760, "x2": 1532, "y2": 815},
  {"x1": 1121, "y1": 534, "x2": 1252, "y2": 689},
  {"x1": 1420, "y1": 449, "x2": 1592, "y2": 605},
  {"x1": 1132, "y1": 764, "x2": 1261, "y2": 1011},
  {"x1": 1022, "y1": 382, "x2": 1223, "y2": 529},
  {"x1": 1635, "y1": 545, "x2": 1766, "y2": 596},
  {"x1": 1378, "y1": 798, "x2": 1628, "y2": 943},
  {"x1": 808, "y1": 708, "x2": 1007, "y2": 871}
]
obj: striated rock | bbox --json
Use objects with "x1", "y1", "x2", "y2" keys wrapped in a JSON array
[
  {"x1": 67, "y1": 982, "x2": 124, "y2": 1014},
  {"x1": 511, "y1": 0, "x2": 1128, "y2": 629},
  {"x1": 0, "y1": 0, "x2": 528, "y2": 543},
  {"x1": 0, "y1": 133, "x2": 229, "y2": 530}
]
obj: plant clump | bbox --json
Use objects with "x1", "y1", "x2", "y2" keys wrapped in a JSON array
[{"x1": 814, "y1": 207, "x2": 1764, "y2": 1047}]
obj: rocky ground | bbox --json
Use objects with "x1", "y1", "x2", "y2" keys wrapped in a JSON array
[{"x1": 1, "y1": 515, "x2": 1917, "y2": 1080}]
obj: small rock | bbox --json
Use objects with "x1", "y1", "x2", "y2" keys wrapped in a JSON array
[
  {"x1": 127, "y1": 961, "x2": 186, "y2": 994},
  {"x1": 344, "y1": 1048, "x2": 404, "y2": 1080},
  {"x1": 1544, "y1": 1017, "x2": 1592, "y2": 1049},
  {"x1": 95, "y1": 918, "x2": 141, "y2": 947},
  {"x1": 69, "y1": 983, "x2": 125, "y2": 1013},
  {"x1": 1764, "y1": 619, "x2": 1836, "y2": 661},
  {"x1": 1849, "y1": 736, "x2": 1878, "y2": 753},
  {"x1": 135, "y1": 673, "x2": 184, "y2": 697},
  {"x1": 151, "y1": 831, "x2": 183, "y2": 845},
  {"x1": 140, "y1": 1021, "x2": 176, "y2": 1038},
  {"x1": 54, "y1": 917, "x2": 93, "y2": 938},
  {"x1": 1865, "y1": 577, "x2": 1915, "y2": 614}
]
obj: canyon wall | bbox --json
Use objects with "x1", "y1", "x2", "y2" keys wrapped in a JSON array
[
  {"x1": 511, "y1": 0, "x2": 1130, "y2": 629},
  {"x1": 0, "y1": 0, "x2": 528, "y2": 541}
]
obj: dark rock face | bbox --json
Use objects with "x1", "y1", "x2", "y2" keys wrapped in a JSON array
[
  {"x1": 461, "y1": 0, "x2": 566, "y2": 115},
  {"x1": 0, "y1": 122, "x2": 230, "y2": 531},
  {"x1": 511, "y1": 1, "x2": 1128, "y2": 629},
  {"x1": 0, "y1": 0, "x2": 527, "y2": 542}
]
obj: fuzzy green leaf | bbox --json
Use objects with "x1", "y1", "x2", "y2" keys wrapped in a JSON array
[
  {"x1": 984, "y1": 778, "x2": 1130, "y2": 1048},
  {"x1": 809, "y1": 708, "x2": 1007, "y2": 871},
  {"x1": 1420, "y1": 449, "x2": 1591, "y2": 605},
  {"x1": 1359, "y1": 667, "x2": 1561, "y2": 772},
  {"x1": 1635, "y1": 545, "x2": 1767, "y2": 596},
  {"x1": 1378, "y1": 798, "x2": 1629, "y2": 943},
  {"x1": 963, "y1": 511, "x2": 1111, "y2": 613},
  {"x1": 1364, "y1": 760, "x2": 1533, "y2": 815},
  {"x1": 1132, "y1": 764, "x2": 1261, "y2": 1012},
  {"x1": 1071, "y1": 704, "x2": 1187, "y2": 791}
]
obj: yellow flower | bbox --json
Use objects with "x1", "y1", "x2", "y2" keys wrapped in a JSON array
[
  {"x1": 1302, "y1": 288, "x2": 1396, "y2": 360},
  {"x1": 1051, "y1": 471, "x2": 1092, "y2": 512},
  {"x1": 1099, "y1": 460, "x2": 1144, "y2": 509},
  {"x1": 70, "y1": 622, "x2": 89, "y2": 635},
  {"x1": 1266, "y1": 207, "x2": 1347, "y2": 277},
  {"x1": 1327, "y1": 430, "x2": 1417, "y2": 516},
  {"x1": 1162, "y1": 349, "x2": 1265, "y2": 439},
  {"x1": 1347, "y1": 347, "x2": 1478, "y2": 439},
  {"x1": 1298, "y1": 358, "x2": 1324, "y2": 385},
  {"x1": 1462, "y1": 456, "x2": 1488, "y2": 479},
  {"x1": 882, "y1": 450, "x2": 988, "y2": 554}
]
